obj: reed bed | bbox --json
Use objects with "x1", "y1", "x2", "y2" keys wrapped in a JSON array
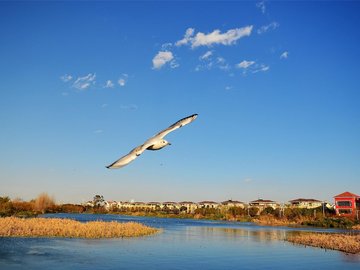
[
  {"x1": 0, "y1": 217, "x2": 159, "y2": 238},
  {"x1": 287, "y1": 232, "x2": 360, "y2": 254}
]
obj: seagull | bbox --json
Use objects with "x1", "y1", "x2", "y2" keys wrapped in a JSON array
[{"x1": 106, "y1": 113, "x2": 198, "y2": 169}]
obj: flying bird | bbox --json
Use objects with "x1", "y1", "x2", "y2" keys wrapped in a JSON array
[{"x1": 106, "y1": 113, "x2": 198, "y2": 169}]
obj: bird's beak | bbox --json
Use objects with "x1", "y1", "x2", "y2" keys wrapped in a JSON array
[{"x1": 168, "y1": 143, "x2": 172, "y2": 145}]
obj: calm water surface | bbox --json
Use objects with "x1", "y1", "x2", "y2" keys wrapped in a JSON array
[{"x1": 0, "y1": 213, "x2": 359, "y2": 269}]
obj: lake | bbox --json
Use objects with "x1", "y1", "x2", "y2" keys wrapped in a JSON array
[{"x1": 0, "y1": 213, "x2": 359, "y2": 269}]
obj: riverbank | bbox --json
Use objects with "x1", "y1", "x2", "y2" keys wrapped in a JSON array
[
  {"x1": 0, "y1": 217, "x2": 159, "y2": 238},
  {"x1": 286, "y1": 232, "x2": 360, "y2": 254}
]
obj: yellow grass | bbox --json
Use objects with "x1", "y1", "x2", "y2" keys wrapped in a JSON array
[
  {"x1": 0, "y1": 217, "x2": 159, "y2": 238},
  {"x1": 287, "y1": 232, "x2": 360, "y2": 254}
]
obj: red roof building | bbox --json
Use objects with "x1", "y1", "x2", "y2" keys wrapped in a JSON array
[{"x1": 334, "y1": 191, "x2": 360, "y2": 216}]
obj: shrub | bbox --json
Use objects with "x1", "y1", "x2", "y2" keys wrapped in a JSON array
[
  {"x1": 33, "y1": 193, "x2": 55, "y2": 214},
  {"x1": 248, "y1": 207, "x2": 259, "y2": 217},
  {"x1": 0, "y1": 196, "x2": 13, "y2": 217},
  {"x1": 261, "y1": 207, "x2": 275, "y2": 215}
]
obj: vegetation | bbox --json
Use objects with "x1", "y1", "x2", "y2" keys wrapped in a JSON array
[
  {"x1": 1, "y1": 194, "x2": 359, "y2": 230},
  {"x1": 0, "y1": 194, "x2": 56, "y2": 218},
  {"x1": 0, "y1": 217, "x2": 158, "y2": 238},
  {"x1": 33, "y1": 193, "x2": 55, "y2": 214},
  {"x1": 286, "y1": 232, "x2": 360, "y2": 254}
]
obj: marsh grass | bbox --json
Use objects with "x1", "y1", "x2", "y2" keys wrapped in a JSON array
[
  {"x1": 0, "y1": 217, "x2": 159, "y2": 238},
  {"x1": 287, "y1": 232, "x2": 360, "y2": 254}
]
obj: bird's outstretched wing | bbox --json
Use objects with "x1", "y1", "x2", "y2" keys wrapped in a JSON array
[
  {"x1": 106, "y1": 143, "x2": 148, "y2": 169},
  {"x1": 155, "y1": 114, "x2": 198, "y2": 139},
  {"x1": 106, "y1": 113, "x2": 198, "y2": 169}
]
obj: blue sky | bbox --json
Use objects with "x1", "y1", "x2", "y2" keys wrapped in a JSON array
[{"x1": 1, "y1": 1, "x2": 359, "y2": 204}]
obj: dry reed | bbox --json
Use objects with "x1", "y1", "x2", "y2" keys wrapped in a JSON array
[
  {"x1": 287, "y1": 232, "x2": 360, "y2": 254},
  {"x1": 0, "y1": 217, "x2": 159, "y2": 238}
]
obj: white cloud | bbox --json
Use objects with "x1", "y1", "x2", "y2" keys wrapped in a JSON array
[
  {"x1": 252, "y1": 64, "x2": 270, "y2": 73},
  {"x1": 118, "y1": 74, "x2": 129, "y2": 87},
  {"x1": 176, "y1": 26, "x2": 253, "y2": 48},
  {"x1": 104, "y1": 80, "x2": 114, "y2": 88},
  {"x1": 170, "y1": 60, "x2": 179, "y2": 69},
  {"x1": 161, "y1": 42, "x2": 173, "y2": 50},
  {"x1": 195, "y1": 55, "x2": 230, "y2": 72},
  {"x1": 152, "y1": 51, "x2": 174, "y2": 69},
  {"x1": 199, "y1": 50, "x2": 213, "y2": 60},
  {"x1": 257, "y1": 22, "x2": 279, "y2": 34},
  {"x1": 193, "y1": 26, "x2": 253, "y2": 48},
  {"x1": 280, "y1": 51, "x2": 289, "y2": 59},
  {"x1": 118, "y1": 78, "x2": 126, "y2": 86},
  {"x1": 236, "y1": 61, "x2": 269, "y2": 74},
  {"x1": 225, "y1": 86, "x2": 232, "y2": 90},
  {"x1": 244, "y1": 178, "x2": 253, "y2": 183},
  {"x1": 216, "y1": 57, "x2": 230, "y2": 70},
  {"x1": 60, "y1": 74, "x2": 73, "y2": 82},
  {"x1": 72, "y1": 73, "x2": 96, "y2": 90},
  {"x1": 175, "y1": 28, "x2": 195, "y2": 46},
  {"x1": 256, "y1": 1, "x2": 266, "y2": 14},
  {"x1": 236, "y1": 60, "x2": 255, "y2": 69},
  {"x1": 94, "y1": 129, "x2": 103, "y2": 134}
]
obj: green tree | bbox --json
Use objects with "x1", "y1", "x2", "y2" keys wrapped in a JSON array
[
  {"x1": 0, "y1": 196, "x2": 14, "y2": 217},
  {"x1": 261, "y1": 207, "x2": 275, "y2": 215},
  {"x1": 93, "y1": 195, "x2": 105, "y2": 207},
  {"x1": 248, "y1": 207, "x2": 259, "y2": 217}
]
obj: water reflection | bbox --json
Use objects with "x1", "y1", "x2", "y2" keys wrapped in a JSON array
[
  {"x1": 196, "y1": 227, "x2": 288, "y2": 242},
  {"x1": 1, "y1": 214, "x2": 360, "y2": 270}
]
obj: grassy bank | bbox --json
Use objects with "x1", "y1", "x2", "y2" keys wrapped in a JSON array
[
  {"x1": 0, "y1": 217, "x2": 159, "y2": 238},
  {"x1": 286, "y1": 232, "x2": 360, "y2": 254}
]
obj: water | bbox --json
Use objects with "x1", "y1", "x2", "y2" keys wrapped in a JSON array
[{"x1": 0, "y1": 213, "x2": 359, "y2": 269}]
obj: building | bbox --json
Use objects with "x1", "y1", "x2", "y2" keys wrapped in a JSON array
[
  {"x1": 249, "y1": 199, "x2": 278, "y2": 211},
  {"x1": 334, "y1": 191, "x2": 360, "y2": 216},
  {"x1": 179, "y1": 201, "x2": 198, "y2": 214},
  {"x1": 221, "y1": 200, "x2": 246, "y2": 209},
  {"x1": 161, "y1": 202, "x2": 179, "y2": 210},
  {"x1": 198, "y1": 201, "x2": 219, "y2": 209},
  {"x1": 289, "y1": 198, "x2": 322, "y2": 209}
]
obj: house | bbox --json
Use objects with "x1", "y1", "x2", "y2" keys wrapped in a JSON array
[
  {"x1": 289, "y1": 198, "x2": 322, "y2": 209},
  {"x1": 104, "y1": 201, "x2": 118, "y2": 210},
  {"x1": 221, "y1": 200, "x2": 246, "y2": 209},
  {"x1": 161, "y1": 202, "x2": 179, "y2": 210},
  {"x1": 249, "y1": 199, "x2": 278, "y2": 211},
  {"x1": 179, "y1": 201, "x2": 198, "y2": 213},
  {"x1": 147, "y1": 202, "x2": 161, "y2": 211},
  {"x1": 198, "y1": 201, "x2": 219, "y2": 209},
  {"x1": 334, "y1": 191, "x2": 360, "y2": 216}
]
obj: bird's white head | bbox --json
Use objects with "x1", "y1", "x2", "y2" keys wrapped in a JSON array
[{"x1": 162, "y1": 139, "x2": 171, "y2": 146}]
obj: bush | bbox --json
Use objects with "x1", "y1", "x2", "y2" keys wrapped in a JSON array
[
  {"x1": 34, "y1": 193, "x2": 55, "y2": 214},
  {"x1": 0, "y1": 196, "x2": 14, "y2": 217},
  {"x1": 261, "y1": 207, "x2": 275, "y2": 215},
  {"x1": 228, "y1": 206, "x2": 246, "y2": 216},
  {"x1": 302, "y1": 217, "x2": 355, "y2": 229},
  {"x1": 248, "y1": 207, "x2": 259, "y2": 217}
]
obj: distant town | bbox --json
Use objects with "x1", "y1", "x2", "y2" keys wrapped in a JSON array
[{"x1": 85, "y1": 191, "x2": 360, "y2": 218}]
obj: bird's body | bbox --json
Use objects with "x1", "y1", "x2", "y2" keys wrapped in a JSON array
[{"x1": 106, "y1": 113, "x2": 198, "y2": 169}]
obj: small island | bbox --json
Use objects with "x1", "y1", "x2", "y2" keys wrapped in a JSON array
[
  {"x1": 0, "y1": 217, "x2": 159, "y2": 238},
  {"x1": 286, "y1": 232, "x2": 360, "y2": 254}
]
